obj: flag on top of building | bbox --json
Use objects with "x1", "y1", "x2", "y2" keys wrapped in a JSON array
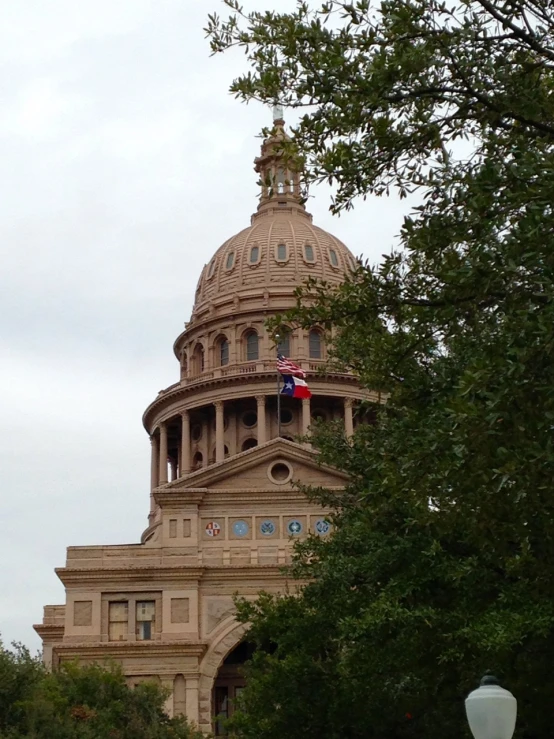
[
  {"x1": 281, "y1": 375, "x2": 312, "y2": 399},
  {"x1": 276, "y1": 354, "x2": 306, "y2": 378}
]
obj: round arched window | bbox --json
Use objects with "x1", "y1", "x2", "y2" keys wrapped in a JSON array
[
  {"x1": 242, "y1": 438, "x2": 258, "y2": 452},
  {"x1": 276, "y1": 329, "x2": 291, "y2": 357},
  {"x1": 193, "y1": 344, "x2": 205, "y2": 374},
  {"x1": 219, "y1": 338, "x2": 229, "y2": 366},
  {"x1": 245, "y1": 331, "x2": 259, "y2": 361},
  {"x1": 311, "y1": 408, "x2": 327, "y2": 423},
  {"x1": 309, "y1": 330, "x2": 322, "y2": 359}
]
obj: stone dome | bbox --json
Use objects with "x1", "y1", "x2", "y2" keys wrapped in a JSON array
[
  {"x1": 191, "y1": 202, "x2": 355, "y2": 320},
  {"x1": 190, "y1": 115, "x2": 355, "y2": 326}
]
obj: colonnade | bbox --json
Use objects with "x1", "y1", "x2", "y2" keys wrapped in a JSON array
[{"x1": 149, "y1": 395, "x2": 356, "y2": 509}]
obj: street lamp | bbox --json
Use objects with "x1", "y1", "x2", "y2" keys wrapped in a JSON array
[{"x1": 465, "y1": 675, "x2": 517, "y2": 739}]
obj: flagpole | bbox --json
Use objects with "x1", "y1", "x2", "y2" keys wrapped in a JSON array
[
  {"x1": 276, "y1": 339, "x2": 282, "y2": 438},
  {"x1": 277, "y1": 370, "x2": 281, "y2": 438}
]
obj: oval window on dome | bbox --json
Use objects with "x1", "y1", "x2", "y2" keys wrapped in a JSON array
[
  {"x1": 276, "y1": 243, "x2": 287, "y2": 261},
  {"x1": 304, "y1": 244, "x2": 315, "y2": 262},
  {"x1": 225, "y1": 252, "x2": 235, "y2": 270},
  {"x1": 249, "y1": 246, "x2": 260, "y2": 264},
  {"x1": 207, "y1": 259, "x2": 216, "y2": 278},
  {"x1": 329, "y1": 248, "x2": 339, "y2": 267}
]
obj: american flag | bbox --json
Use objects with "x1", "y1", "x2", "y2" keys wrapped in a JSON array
[{"x1": 277, "y1": 354, "x2": 306, "y2": 378}]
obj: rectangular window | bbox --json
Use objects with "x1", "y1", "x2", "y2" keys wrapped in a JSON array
[
  {"x1": 277, "y1": 243, "x2": 287, "y2": 261},
  {"x1": 249, "y1": 246, "x2": 259, "y2": 263},
  {"x1": 329, "y1": 248, "x2": 339, "y2": 267},
  {"x1": 304, "y1": 244, "x2": 314, "y2": 262},
  {"x1": 136, "y1": 601, "x2": 155, "y2": 640},
  {"x1": 108, "y1": 601, "x2": 128, "y2": 641},
  {"x1": 225, "y1": 252, "x2": 234, "y2": 269},
  {"x1": 136, "y1": 601, "x2": 155, "y2": 641}
]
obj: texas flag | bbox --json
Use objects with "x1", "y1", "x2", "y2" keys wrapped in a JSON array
[{"x1": 281, "y1": 374, "x2": 312, "y2": 399}]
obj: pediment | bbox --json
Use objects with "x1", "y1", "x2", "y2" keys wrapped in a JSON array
[{"x1": 163, "y1": 438, "x2": 348, "y2": 492}]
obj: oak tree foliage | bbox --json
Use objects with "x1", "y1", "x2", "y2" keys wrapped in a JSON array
[{"x1": 206, "y1": 2, "x2": 554, "y2": 738}]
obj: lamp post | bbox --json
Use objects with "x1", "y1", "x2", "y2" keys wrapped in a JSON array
[{"x1": 465, "y1": 675, "x2": 517, "y2": 739}]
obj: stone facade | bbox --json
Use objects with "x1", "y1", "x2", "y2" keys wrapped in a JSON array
[{"x1": 34, "y1": 115, "x2": 372, "y2": 733}]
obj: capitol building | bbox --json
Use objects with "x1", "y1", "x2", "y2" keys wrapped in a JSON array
[{"x1": 34, "y1": 113, "x2": 374, "y2": 733}]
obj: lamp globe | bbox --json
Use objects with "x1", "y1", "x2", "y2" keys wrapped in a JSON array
[{"x1": 465, "y1": 675, "x2": 517, "y2": 739}]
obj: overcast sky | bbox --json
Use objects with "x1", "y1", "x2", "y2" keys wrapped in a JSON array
[{"x1": 0, "y1": 0, "x2": 411, "y2": 652}]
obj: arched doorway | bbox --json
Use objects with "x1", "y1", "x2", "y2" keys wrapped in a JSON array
[{"x1": 213, "y1": 641, "x2": 255, "y2": 736}]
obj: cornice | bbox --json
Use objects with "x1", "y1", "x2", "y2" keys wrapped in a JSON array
[
  {"x1": 33, "y1": 624, "x2": 64, "y2": 640},
  {"x1": 155, "y1": 489, "x2": 339, "y2": 507},
  {"x1": 54, "y1": 641, "x2": 207, "y2": 661},
  {"x1": 55, "y1": 563, "x2": 289, "y2": 588},
  {"x1": 154, "y1": 489, "x2": 206, "y2": 507},
  {"x1": 56, "y1": 566, "x2": 204, "y2": 587},
  {"x1": 142, "y1": 372, "x2": 366, "y2": 431}
]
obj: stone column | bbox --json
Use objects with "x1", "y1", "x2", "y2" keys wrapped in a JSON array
[
  {"x1": 150, "y1": 435, "x2": 159, "y2": 491},
  {"x1": 161, "y1": 677, "x2": 174, "y2": 717},
  {"x1": 202, "y1": 417, "x2": 209, "y2": 467},
  {"x1": 149, "y1": 435, "x2": 159, "y2": 521},
  {"x1": 302, "y1": 397, "x2": 311, "y2": 436},
  {"x1": 158, "y1": 422, "x2": 168, "y2": 484},
  {"x1": 170, "y1": 457, "x2": 177, "y2": 482},
  {"x1": 229, "y1": 406, "x2": 238, "y2": 456},
  {"x1": 256, "y1": 395, "x2": 267, "y2": 444},
  {"x1": 180, "y1": 410, "x2": 191, "y2": 475},
  {"x1": 229, "y1": 324, "x2": 238, "y2": 365},
  {"x1": 344, "y1": 398, "x2": 354, "y2": 438},
  {"x1": 185, "y1": 677, "x2": 200, "y2": 724},
  {"x1": 215, "y1": 401, "x2": 225, "y2": 462}
]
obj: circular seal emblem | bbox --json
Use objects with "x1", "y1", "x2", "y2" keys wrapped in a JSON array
[
  {"x1": 315, "y1": 519, "x2": 331, "y2": 536},
  {"x1": 260, "y1": 520, "x2": 276, "y2": 536},
  {"x1": 233, "y1": 520, "x2": 249, "y2": 537},
  {"x1": 287, "y1": 519, "x2": 303, "y2": 536},
  {"x1": 205, "y1": 521, "x2": 221, "y2": 537}
]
